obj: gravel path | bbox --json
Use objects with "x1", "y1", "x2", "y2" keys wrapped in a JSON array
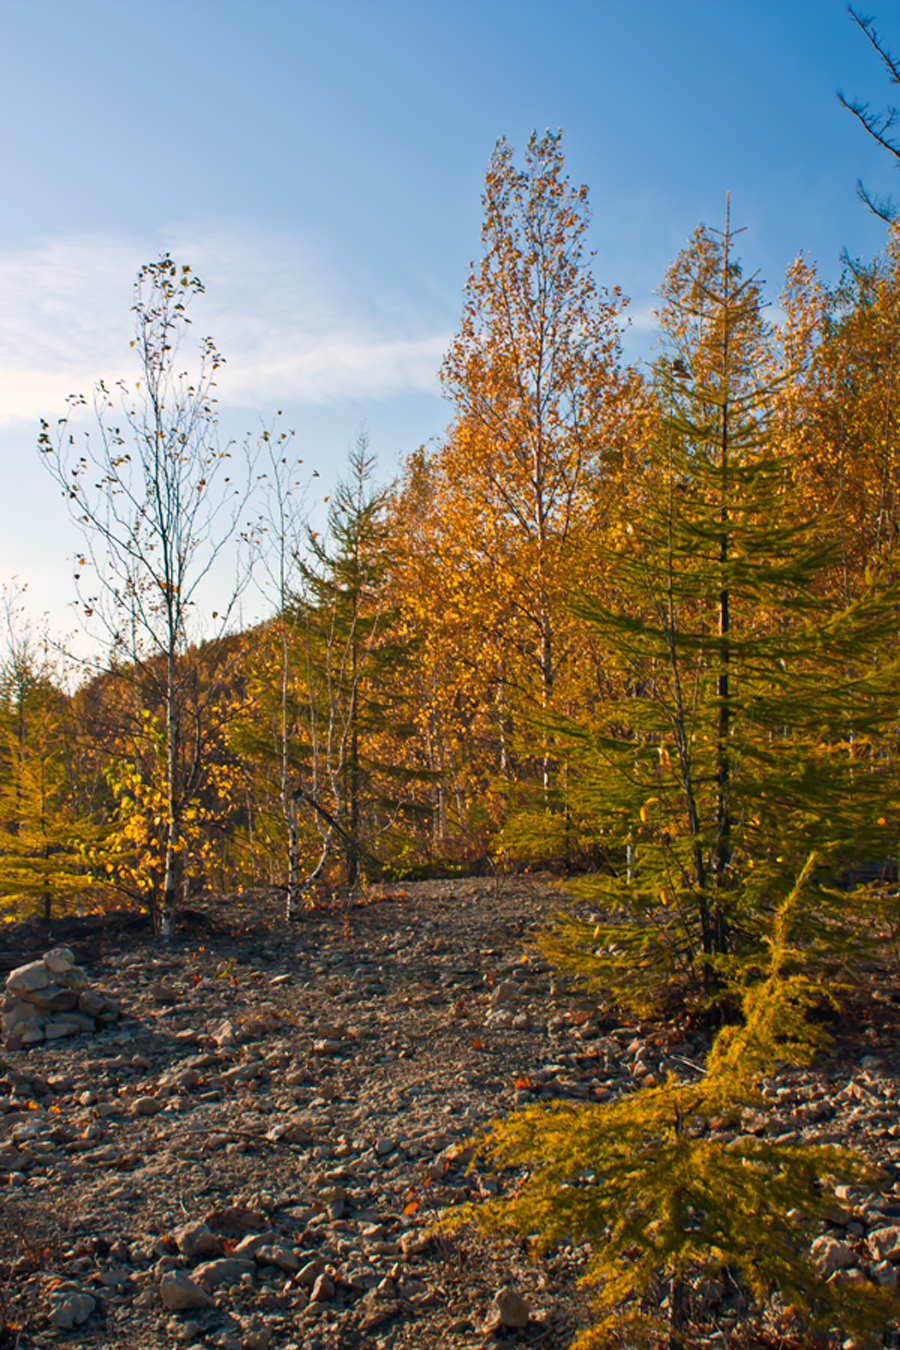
[{"x1": 2, "y1": 877, "x2": 900, "y2": 1349}]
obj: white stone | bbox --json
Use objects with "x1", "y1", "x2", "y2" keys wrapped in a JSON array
[
  {"x1": 211, "y1": 1018, "x2": 236, "y2": 1046},
  {"x1": 312, "y1": 1037, "x2": 344, "y2": 1055}
]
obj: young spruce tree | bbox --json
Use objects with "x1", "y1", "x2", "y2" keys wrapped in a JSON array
[{"x1": 455, "y1": 858, "x2": 894, "y2": 1348}]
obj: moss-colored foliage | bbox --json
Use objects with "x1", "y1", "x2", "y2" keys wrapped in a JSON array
[
  {"x1": 0, "y1": 620, "x2": 98, "y2": 921},
  {"x1": 451, "y1": 862, "x2": 895, "y2": 1347}
]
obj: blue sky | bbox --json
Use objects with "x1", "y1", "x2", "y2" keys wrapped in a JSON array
[{"x1": 0, "y1": 0, "x2": 897, "y2": 642}]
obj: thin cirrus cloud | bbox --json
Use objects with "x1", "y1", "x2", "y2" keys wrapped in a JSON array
[{"x1": 0, "y1": 227, "x2": 451, "y2": 426}]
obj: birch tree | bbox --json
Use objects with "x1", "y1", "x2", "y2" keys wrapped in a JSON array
[{"x1": 39, "y1": 255, "x2": 254, "y2": 938}]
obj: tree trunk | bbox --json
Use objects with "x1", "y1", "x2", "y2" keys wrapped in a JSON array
[
  {"x1": 286, "y1": 792, "x2": 302, "y2": 920},
  {"x1": 667, "y1": 1272, "x2": 685, "y2": 1350},
  {"x1": 161, "y1": 646, "x2": 179, "y2": 941},
  {"x1": 713, "y1": 215, "x2": 733, "y2": 957}
]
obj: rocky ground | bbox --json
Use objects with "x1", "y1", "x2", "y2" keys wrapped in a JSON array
[{"x1": 2, "y1": 876, "x2": 900, "y2": 1350}]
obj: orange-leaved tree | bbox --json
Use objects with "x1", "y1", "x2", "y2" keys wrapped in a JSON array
[{"x1": 435, "y1": 130, "x2": 636, "y2": 803}]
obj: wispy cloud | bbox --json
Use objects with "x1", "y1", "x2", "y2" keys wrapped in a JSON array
[{"x1": 0, "y1": 226, "x2": 451, "y2": 425}]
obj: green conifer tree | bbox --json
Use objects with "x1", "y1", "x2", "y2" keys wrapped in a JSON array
[
  {"x1": 453, "y1": 859, "x2": 894, "y2": 1349},
  {"x1": 0, "y1": 623, "x2": 90, "y2": 920},
  {"x1": 530, "y1": 209, "x2": 900, "y2": 1012}
]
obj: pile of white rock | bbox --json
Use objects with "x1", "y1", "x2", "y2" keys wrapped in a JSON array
[{"x1": 2, "y1": 946, "x2": 120, "y2": 1049}]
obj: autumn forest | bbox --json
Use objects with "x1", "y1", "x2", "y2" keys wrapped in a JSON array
[
  {"x1": 1, "y1": 123, "x2": 898, "y2": 980},
  {"x1": 7, "y1": 13, "x2": 900, "y2": 1337}
]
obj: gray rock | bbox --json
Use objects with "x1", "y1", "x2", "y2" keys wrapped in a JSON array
[
  {"x1": 6, "y1": 961, "x2": 50, "y2": 995},
  {"x1": 484, "y1": 1285, "x2": 530, "y2": 1329},
  {"x1": 192, "y1": 1257, "x2": 256, "y2": 1288},
  {"x1": 25, "y1": 984, "x2": 78, "y2": 1013},
  {"x1": 43, "y1": 947, "x2": 75, "y2": 973},
  {"x1": 254, "y1": 1243, "x2": 300, "y2": 1273},
  {"x1": 309, "y1": 1272, "x2": 335, "y2": 1302},
  {"x1": 265, "y1": 1119, "x2": 311, "y2": 1145},
  {"x1": 312, "y1": 1021, "x2": 347, "y2": 1040},
  {"x1": 159, "y1": 1067, "x2": 201, "y2": 1091},
  {"x1": 243, "y1": 1330, "x2": 271, "y2": 1350},
  {"x1": 868, "y1": 1226, "x2": 900, "y2": 1263},
  {"x1": 2, "y1": 1002, "x2": 44, "y2": 1032},
  {"x1": 174, "y1": 1221, "x2": 223, "y2": 1259},
  {"x1": 344, "y1": 1265, "x2": 381, "y2": 1290},
  {"x1": 78, "y1": 989, "x2": 108, "y2": 1018},
  {"x1": 149, "y1": 978, "x2": 180, "y2": 1004},
  {"x1": 44, "y1": 1020, "x2": 81, "y2": 1039},
  {"x1": 359, "y1": 1297, "x2": 399, "y2": 1331},
  {"x1": 872, "y1": 1259, "x2": 899, "y2": 1289},
  {"x1": 232, "y1": 1232, "x2": 280, "y2": 1258},
  {"x1": 95, "y1": 995, "x2": 120, "y2": 1023},
  {"x1": 490, "y1": 979, "x2": 519, "y2": 1008},
  {"x1": 297, "y1": 1259, "x2": 326, "y2": 1286},
  {"x1": 159, "y1": 1271, "x2": 215, "y2": 1311},
  {"x1": 55, "y1": 964, "x2": 89, "y2": 991},
  {"x1": 51, "y1": 1011, "x2": 95, "y2": 1032},
  {"x1": 219, "y1": 1060, "x2": 264, "y2": 1084},
  {"x1": 130, "y1": 1095, "x2": 165, "y2": 1115},
  {"x1": 810, "y1": 1235, "x2": 858, "y2": 1275},
  {"x1": 49, "y1": 1291, "x2": 96, "y2": 1329},
  {"x1": 211, "y1": 1018, "x2": 236, "y2": 1047}
]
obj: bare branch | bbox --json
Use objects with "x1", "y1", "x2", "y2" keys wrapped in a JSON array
[{"x1": 839, "y1": 6, "x2": 900, "y2": 222}]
